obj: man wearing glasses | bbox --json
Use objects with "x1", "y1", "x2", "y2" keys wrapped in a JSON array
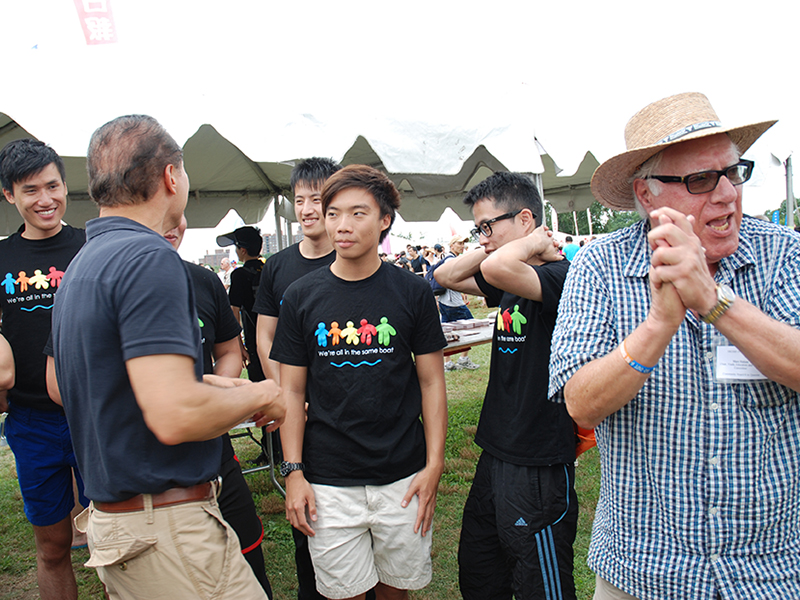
[
  {"x1": 550, "y1": 93, "x2": 800, "y2": 599},
  {"x1": 435, "y1": 172, "x2": 577, "y2": 599}
]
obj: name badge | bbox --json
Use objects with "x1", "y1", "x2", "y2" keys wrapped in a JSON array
[{"x1": 713, "y1": 338, "x2": 767, "y2": 383}]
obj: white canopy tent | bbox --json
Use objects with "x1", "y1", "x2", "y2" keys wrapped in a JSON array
[{"x1": 0, "y1": 111, "x2": 599, "y2": 237}]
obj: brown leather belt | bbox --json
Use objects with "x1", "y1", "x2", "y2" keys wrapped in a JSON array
[{"x1": 94, "y1": 482, "x2": 214, "y2": 513}]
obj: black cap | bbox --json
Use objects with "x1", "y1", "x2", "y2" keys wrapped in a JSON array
[{"x1": 216, "y1": 226, "x2": 262, "y2": 255}]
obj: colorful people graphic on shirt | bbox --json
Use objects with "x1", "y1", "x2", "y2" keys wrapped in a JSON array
[
  {"x1": 357, "y1": 319, "x2": 377, "y2": 345},
  {"x1": 16, "y1": 271, "x2": 30, "y2": 292},
  {"x1": 315, "y1": 322, "x2": 329, "y2": 347},
  {"x1": 328, "y1": 321, "x2": 342, "y2": 345},
  {"x1": 342, "y1": 321, "x2": 359, "y2": 345},
  {"x1": 510, "y1": 305, "x2": 527, "y2": 335},
  {"x1": 29, "y1": 269, "x2": 50, "y2": 290},
  {"x1": 2, "y1": 273, "x2": 15, "y2": 295},
  {"x1": 47, "y1": 266, "x2": 65, "y2": 288},
  {"x1": 376, "y1": 317, "x2": 396, "y2": 347}
]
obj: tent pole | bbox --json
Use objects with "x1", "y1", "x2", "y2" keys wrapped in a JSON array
[
  {"x1": 572, "y1": 211, "x2": 579, "y2": 236},
  {"x1": 586, "y1": 207, "x2": 593, "y2": 236},
  {"x1": 274, "y1": 196, "x2": 283, "y2": 251}
]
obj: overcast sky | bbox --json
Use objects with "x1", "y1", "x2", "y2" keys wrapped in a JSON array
[{"x1": 1, "y1": 0, "x2": 797, "y2": 258}]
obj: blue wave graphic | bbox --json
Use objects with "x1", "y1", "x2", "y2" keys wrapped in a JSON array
[
  {"x1": 330, "y1": 359, "x2": 382, "y2": 368},
  {"x1": 498, "y1": 347, "x2": 518, "y2": 354},
  {"x1": 20, "y1": 304, "x2": 53, "y2": 312}
]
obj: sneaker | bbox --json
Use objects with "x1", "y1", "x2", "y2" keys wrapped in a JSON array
[
  {"x1": 457, "y1": 356, "x2": 480, "y2": 370},
  {"x1": 444, "y1": 360, "x2": 459, "y2": 371}
]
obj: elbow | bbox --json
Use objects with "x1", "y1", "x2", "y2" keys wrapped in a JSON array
[
  {"x1": 142, "y1": 410, "x2": 194, "y2": 446},
  {"x1": 0, "y1": 372, "x2": 13, "y2": 392},
  {"x1": 564, "y1": 390, "x2": 603, "y2": 430},
  {"x1": 432, "y1": 269, "x2": 451, "y2": 288}
]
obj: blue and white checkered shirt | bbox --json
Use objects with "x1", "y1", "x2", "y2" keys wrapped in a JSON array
[{"x1": 549, "y1": 216, "x2": 800, "y2": 600}]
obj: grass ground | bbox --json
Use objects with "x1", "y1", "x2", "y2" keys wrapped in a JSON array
[{"x1": 0, "y1": 301, "x2": 600, "y2": 599}]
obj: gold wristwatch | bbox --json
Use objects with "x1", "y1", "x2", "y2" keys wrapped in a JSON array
[{"x1": 700, "y1": 283, "x2": 735, "y2": 325}]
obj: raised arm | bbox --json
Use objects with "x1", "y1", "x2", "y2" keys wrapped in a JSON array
[
  {"x1": 126, "y1": 353, "x2": 284, "y2": 445},
  {"x1": 402, "y1": 350, "x2": 447, "y2": 536},
  {"x1": 433, "y1": 249, "x2": 488, "y2": 296},
  {"x1": 481, "y1": 225, "x2": 563, "y2": 301}
]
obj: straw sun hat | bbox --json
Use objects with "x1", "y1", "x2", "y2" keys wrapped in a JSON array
[{"x1": 591, "y1": 92, "x2": 777, "y2": 211}]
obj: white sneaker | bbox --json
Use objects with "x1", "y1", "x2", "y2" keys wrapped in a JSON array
[
  {"x1": 444, "y1": 361, "x2": 459, "y2": 371},
  {"x1": 457, "y1": 357, "x2": 480, "y2": 370}
]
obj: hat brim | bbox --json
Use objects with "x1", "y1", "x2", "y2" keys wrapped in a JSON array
[
  {"x1": 216, "y1": 231, "x2": 236, "y2": 247},
  {"x1": 591, "y1": 120, "x2": 777, "y2": 211}
]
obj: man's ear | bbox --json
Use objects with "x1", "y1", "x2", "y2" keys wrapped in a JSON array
[
  {"x1": 633, "y1": 178, "x2": 656, "y2": 213},
  {"x1": 163, "y1": 163, "x2": 178, "y2": 195},
  {"x1": 3, "y1": 188, "x2": 16, "y2": 205},
  {"x1": 520, "y1": 207, "x2": 535, "y2": 230}
]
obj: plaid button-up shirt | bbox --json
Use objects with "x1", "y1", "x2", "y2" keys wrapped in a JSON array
[{"x1": 549, "y1": 217, "x2": 800, "y2": 600}]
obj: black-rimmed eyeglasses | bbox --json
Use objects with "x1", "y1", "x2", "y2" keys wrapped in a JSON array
[
  {"x1": 471, "y1": 209, "x2": 527, "y2": 240},
  {"x1": 645, "y1": 159, "x2": 754, "y2": 195}
]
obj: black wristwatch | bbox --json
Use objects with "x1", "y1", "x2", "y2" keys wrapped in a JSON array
[{"x1": 279, "y1": 461, "x2": 305, "y2": 477}]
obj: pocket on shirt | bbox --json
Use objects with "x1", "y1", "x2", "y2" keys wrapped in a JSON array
[{"x1": 734, "y1": 381, "x2": 795, "y2": 409}]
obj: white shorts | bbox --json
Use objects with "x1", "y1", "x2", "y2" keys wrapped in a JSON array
[{"x1": 309, "y1": 472, "x2": 433, "y2": 599}]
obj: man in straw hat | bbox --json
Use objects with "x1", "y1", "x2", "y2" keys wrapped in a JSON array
[{"x1": 549, "y1": 92, "x2": 800, "y2": 599}]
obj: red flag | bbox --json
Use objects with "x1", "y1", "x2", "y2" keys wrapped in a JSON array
[{"x1": 73, "y1": 0, "x2": 118, "y2": 45}]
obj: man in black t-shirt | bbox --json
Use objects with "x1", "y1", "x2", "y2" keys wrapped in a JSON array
[
  {"x1": 0, "y1": 138, "x2": 86, "y2": 600},
  {"x1": 218, "y1": 226, "x2": 265, "y2": 381},
  {"x1": 166, "y1": 216, "x2": 273, "y2": 597},
  {"x1": 272, "y1": 165, "x2": 447, "y2": 600},
  {"x1": 253, "y1": 156, "x2": 346, "y2": 600},
  {"x1": 435, "y1": 172, "x2": 578, "y2": 600}
]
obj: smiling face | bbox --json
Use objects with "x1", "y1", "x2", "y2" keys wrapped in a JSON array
[
  {"x1": 637, "y1": 134, "x2": 742, "y2": 266},
  {"x1": 294, "y1": 182, "x2": 327, "y2": 240},
  {"x1": 3, "y1": 163, "x2": 67, "y2": 239},
  {"x1": 325, "y1": 187, "x2": 391, "y2": 262}
]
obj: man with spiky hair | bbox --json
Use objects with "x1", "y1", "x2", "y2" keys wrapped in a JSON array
[
  {"x1": 50, "y1": 115, "x2": 283, "y2": 599},
  {"x1": 253, "y1": 156, "x2": 346, "y2": 600},
  {"x1": 273, "y1": 165, "x2": 447, "y2": 600},
  {"x1": 0, "y1": 138, "x2": 86, "y2": 600}
]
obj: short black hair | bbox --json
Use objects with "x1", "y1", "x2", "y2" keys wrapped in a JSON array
[
  {"x1": 0, "y1": 138, "x2": 66, "y2": 194},
  {"x1": 291, "y1": 157, "x2": 342, "y2": 194},
  {"x1": 321, "y1": 164, "x2": 401, "y2": 243},
  {"x1": 566, "y1": 236, "x2": 573, "y2": 242},
  {"x1": 463, "y1": 171, "x2": 543, "y2": 226}
]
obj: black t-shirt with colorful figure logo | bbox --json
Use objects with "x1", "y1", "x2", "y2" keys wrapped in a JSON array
[
  {"x1": 474, "y1": 259, "x2": 575, "y2": 466},
  {"x1": 0, "y1": 225, "x2": 85, "y2": 411},
  {"x1": 271, "y1": 262, "x2": 446, "y2": 486}
]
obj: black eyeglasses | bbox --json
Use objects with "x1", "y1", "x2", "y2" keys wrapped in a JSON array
[
  {"x1": 471, "y1": 209, "x2": 528, "y2": 240},
  {"x1": 646, "y1": 159, "x2": 754, "y2": 195}
]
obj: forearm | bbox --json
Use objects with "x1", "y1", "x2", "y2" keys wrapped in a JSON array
[
  {"x1": 434, "y1": 249, "x2": 487, "y2": 294},
  {"x1": 416, "y1": 352, "x2": 447, "y2": 471},
  {"x1": 127, "y1": 354, "x2": 282, "y2": 445},
  {"x1": 213, "y1": 338, "x2": 243, "y2": 378},
  {"x1": 256, "y1": 315, "x2": 280, "y2": 383},
  {"x1": 714, "y1": 299, "x2": 800, "y2": 392},
  {"x1": 279, "y1": 389, "x2": 307, "y2": 463},
  {"x1": 157, "y1": 380, "x2": 280, "y2": 443},
  {"x1": 564, "y1": 316, "x2": 677, "y2": 428}
]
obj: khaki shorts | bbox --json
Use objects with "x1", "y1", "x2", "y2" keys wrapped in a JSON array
[
  {"x1": 77, "y1": 489, "x2": 267, "y2": 600},
  {"x1": 309, "y1": 472, "x2": 433, "y2": 599}
]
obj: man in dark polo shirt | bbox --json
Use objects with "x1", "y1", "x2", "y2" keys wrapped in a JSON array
[{"x1": 51, "y1": 115, "x2": 284, "y2": 599}]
